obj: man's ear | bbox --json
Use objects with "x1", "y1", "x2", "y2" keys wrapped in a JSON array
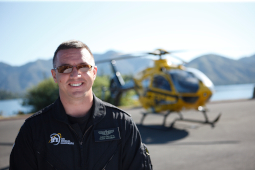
[
  {"x1": 51, "y1": 69, "x2": 57, "y2": 83},
  {"x1": 93, "y1": 66, "x2": 97, "y2": 80}
]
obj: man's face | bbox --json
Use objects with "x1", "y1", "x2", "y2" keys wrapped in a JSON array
[{"x1": 51, "y1": 48, "x2": 97, "y2": 101}]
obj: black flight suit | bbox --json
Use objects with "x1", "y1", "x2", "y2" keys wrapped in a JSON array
[{"x1": 10, "y1": 95, "x2": 153, "y2": 170}]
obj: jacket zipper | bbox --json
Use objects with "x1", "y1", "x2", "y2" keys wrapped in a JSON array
[
  {"x1": 68, "y1": 124, "x2": 93, "y2": 168},
  {"x1": 68, "y1": 125, "x2": 93, "y2": 145},
  {"x1": 80, "y1": 125, "x2": 93, "y2": 145},
  {"x1": 68, "y1": 125, "x2": 80, "y2": 141}
]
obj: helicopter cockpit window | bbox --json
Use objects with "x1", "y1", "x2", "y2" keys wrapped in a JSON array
[
  {"x1": 152, "y1": 75, "x2": 171, "y2": 91},
  {"x1": 169, "y1": 69, "x2": 199, "y2": 93},
  {"x1": 185, "y1": 67, "x2": 214, "y2": 91}
]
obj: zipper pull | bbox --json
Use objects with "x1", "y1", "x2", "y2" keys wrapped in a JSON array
[{"x1": 79, "y1": 141, "x2": 83, "y2": 145}]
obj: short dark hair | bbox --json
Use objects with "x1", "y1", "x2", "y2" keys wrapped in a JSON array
[{"x1": 53, "y1": 40, "x2": 93, "y2": 68}]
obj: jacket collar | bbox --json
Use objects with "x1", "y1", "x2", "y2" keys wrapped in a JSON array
[{"x1": 53, "y1": 94, "x2": 106, "y2": 125}]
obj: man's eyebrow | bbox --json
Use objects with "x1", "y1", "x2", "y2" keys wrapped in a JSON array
[
  {"x1": 59, "y1": 62, "x2": 89, "y2": 65},
  {"x1": 57, "y1": 63, "x2": 72, "y2": 67}
]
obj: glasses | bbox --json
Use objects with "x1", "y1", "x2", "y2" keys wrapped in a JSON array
[{"x1": 54, "y1": 64, "x2": 94, "y2": 74}]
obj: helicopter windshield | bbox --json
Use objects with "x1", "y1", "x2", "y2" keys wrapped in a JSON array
[
  {"x1": 185, "y1": 67, "x2": 214, "y2": 91},
  {"x1": 169, "y1": 69, "x2": 199, "y2": 93}
]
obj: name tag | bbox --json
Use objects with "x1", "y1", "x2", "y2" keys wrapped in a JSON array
[{"x1": 94, "y1": 127, "x2": 121, "y2": 142}]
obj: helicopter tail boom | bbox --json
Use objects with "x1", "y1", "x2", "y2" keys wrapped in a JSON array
[{"x1": 109, "y1": 60, "x2": 135, "y2": 106}]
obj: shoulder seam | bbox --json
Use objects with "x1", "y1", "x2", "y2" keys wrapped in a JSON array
[
  {"x1": 25, "y1": 103, "x2": 54, "y2": 121},
  {"x1": 100, "y1": 100, "x2": 131, "y2": 117}
]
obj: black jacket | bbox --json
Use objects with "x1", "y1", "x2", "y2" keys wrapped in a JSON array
[{"x1": 10, "y1": 96, "x2": 152, "y2": 170}]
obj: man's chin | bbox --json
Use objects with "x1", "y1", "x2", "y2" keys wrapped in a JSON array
[
  {"x1": 70, "y1": 92, "x2": 86, "y2": 98},
  {"x1": 69, "y1": 90, "x2": 93, "y2": 99}
]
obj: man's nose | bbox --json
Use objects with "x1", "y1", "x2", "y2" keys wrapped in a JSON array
[{"x1": 70, "y1": 66, "x2": 81, "y2": 77}]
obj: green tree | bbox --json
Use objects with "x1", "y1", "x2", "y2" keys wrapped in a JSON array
[
  {"x1": 22, "y1": 78, "x2": 59, "y2": 112},
  {"x1": 92, "y1": 75, "x2": 111, "y2": 101}
]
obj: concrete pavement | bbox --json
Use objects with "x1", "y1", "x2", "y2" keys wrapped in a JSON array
[{"x1": 0, "y1": 99, "x2": 255, "y2": 170}]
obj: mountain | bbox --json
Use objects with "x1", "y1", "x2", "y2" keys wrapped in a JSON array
[
  {"x1": 238, "y1": 54, "x2": 255, "y2": 65},
  {"x1": 186, "y1": 54, "x2": 255, "y2": 85},
  {"x1": 0, "y1": 59, "x2": 52, "y2": 93},
  {"x1": 0, "y1": 51, "x2": 254, "y2": 94}
]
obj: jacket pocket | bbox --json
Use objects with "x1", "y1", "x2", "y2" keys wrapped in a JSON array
[
  {"x1": 36, "y1": 142, "x2": 71, "y2": 170},
  {"x1": 101, "y1": 144, "x2": 120, "y2": 170},
  {"x1": 37, "y1": 151, "x2": 58, "y2": 170},
  {"x1": 92, "y1": 142, "x2": 121, "y2": 170}
]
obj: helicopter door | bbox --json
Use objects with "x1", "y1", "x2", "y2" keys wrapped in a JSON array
[
  {"x1": 147, "y1": 74, "x2": 177, "y2": 107},
  {"x1": 152, "y1": 75, "x2": 172, "y2": 91}
]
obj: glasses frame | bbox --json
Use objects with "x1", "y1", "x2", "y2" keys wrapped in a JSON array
[{"x1": 53, "y1": 64, "x2": 95, "y2": 74}]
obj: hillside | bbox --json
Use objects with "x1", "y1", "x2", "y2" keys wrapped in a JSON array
[
  {"x1": 186, "y1": 54, "x2": 255, "y2": 85},
  {"x1": 0, "y1": 51, "x2": 254, "y2": 94},
  {"x1": 0, "y1": 60, "x2": 52, "y2": 93}
]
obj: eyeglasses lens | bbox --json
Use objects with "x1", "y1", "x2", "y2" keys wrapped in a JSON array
[{"x1": 78, "y1": 65, "x2": 91, "y2": 72}]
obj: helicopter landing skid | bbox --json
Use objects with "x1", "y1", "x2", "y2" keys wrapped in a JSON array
[
  {"x1": 169, "y1": 111, "x2": 222, "y2": 128},
  {"x1": 140, "y1": 111, "x2": 172, "y2": 129},
  {"x1": 140, "y1": 108, "x2": 221, "y2": 129}
]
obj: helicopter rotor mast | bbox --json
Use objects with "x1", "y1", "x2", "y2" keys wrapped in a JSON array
[
  {"x1": 147, "y1": 49, "x2": 170, "y2": 60},
  {"x1": 147, "y1": 49, "x2": 188, "y2": 64}
]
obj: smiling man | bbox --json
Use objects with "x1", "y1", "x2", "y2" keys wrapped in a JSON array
[{"x1": 10, "y1": 40, "x2": 153, "y2": 170}]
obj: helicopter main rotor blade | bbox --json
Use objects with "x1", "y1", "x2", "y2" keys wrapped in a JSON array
[
  {"x1": 95, "y1": 49, "x2": 187, "y2": 64},
  {"x1": 169, "y1": 54, "x2": 188, "y2": 64},
  {"x1": 95, "y1": 54, "x2": 148, "y2": 64},
  {"x1": 147, "y1": 49, "x2": 186, "y2": 56}
]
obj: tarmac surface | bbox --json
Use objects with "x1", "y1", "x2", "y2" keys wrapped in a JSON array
[{"x1": 0, "y1": 99, "x2": 255, "y2": 170}]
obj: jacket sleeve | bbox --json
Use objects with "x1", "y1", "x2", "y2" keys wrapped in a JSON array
[
  {"x1": 9, "y1": 122, "x2": 37, "y2": 170},
  {"x1": 121, "y1": 117, "x2": 153, "y2": 170}
]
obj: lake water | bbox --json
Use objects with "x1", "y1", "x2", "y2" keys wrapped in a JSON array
[
  {"x1": 210, "y1": 83, "x2": 254, "y2": 101},
  {"x1": 0, "y1": 99, "x2": 32, "y2": 117},
  {"x1": 0, "y1": 83, "x2": 254, "y2": 117}
]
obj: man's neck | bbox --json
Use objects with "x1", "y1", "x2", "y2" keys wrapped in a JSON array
[{"x1": 60, "y1": 93, "x2": 94, "y2": 118}]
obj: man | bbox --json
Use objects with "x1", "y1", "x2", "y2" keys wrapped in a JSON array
[{"x1": 10, "y1": 40, "x2": 152, "y2": 170}]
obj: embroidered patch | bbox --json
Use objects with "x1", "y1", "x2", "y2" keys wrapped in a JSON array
[
  {"x1": 94, "y1": 127, "x2": 121, "y2": 142},
  {"x1": 48, "y1": 133, "x2": 74, "y2": 145}
]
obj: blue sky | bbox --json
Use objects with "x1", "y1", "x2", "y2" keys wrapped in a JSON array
[{"x1": 1, "y1": 1, "x2": 255, "y2": 66}]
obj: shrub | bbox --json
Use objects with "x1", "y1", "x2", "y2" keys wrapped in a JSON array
[{"x1": 22, "y1": 78, "x2": 59, "y2": 112}]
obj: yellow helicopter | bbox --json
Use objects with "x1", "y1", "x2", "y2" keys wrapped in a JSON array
[{"x1": 96, "y1": 49, "x2": 221, "y2": 128}]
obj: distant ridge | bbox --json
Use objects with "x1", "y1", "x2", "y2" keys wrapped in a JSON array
[
  {"x1": 0, "y1": 51, "x2": 254, "y2": 93},
  {"x1": 0, "y1": 59, "x2": 52, "y2": 93},
  {"x1": 186, "y1": 54, "x2": 255, "y2": 85}
]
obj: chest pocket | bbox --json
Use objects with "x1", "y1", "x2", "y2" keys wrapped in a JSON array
[
  {"x1": 92, "y1": 141, "x2": 121, "y2": 170},
  {"x1": 35, "y1": 140, "x2": 72, "y2": 170}
]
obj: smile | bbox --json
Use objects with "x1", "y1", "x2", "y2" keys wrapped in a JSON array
[{"x1": 70, "y1": 83, "x2": 83, "y2": 87}]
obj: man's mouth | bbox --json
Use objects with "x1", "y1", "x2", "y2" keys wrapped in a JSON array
[{"x1": 70, "y1": 83, "x2": 83, "y2": 87}]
